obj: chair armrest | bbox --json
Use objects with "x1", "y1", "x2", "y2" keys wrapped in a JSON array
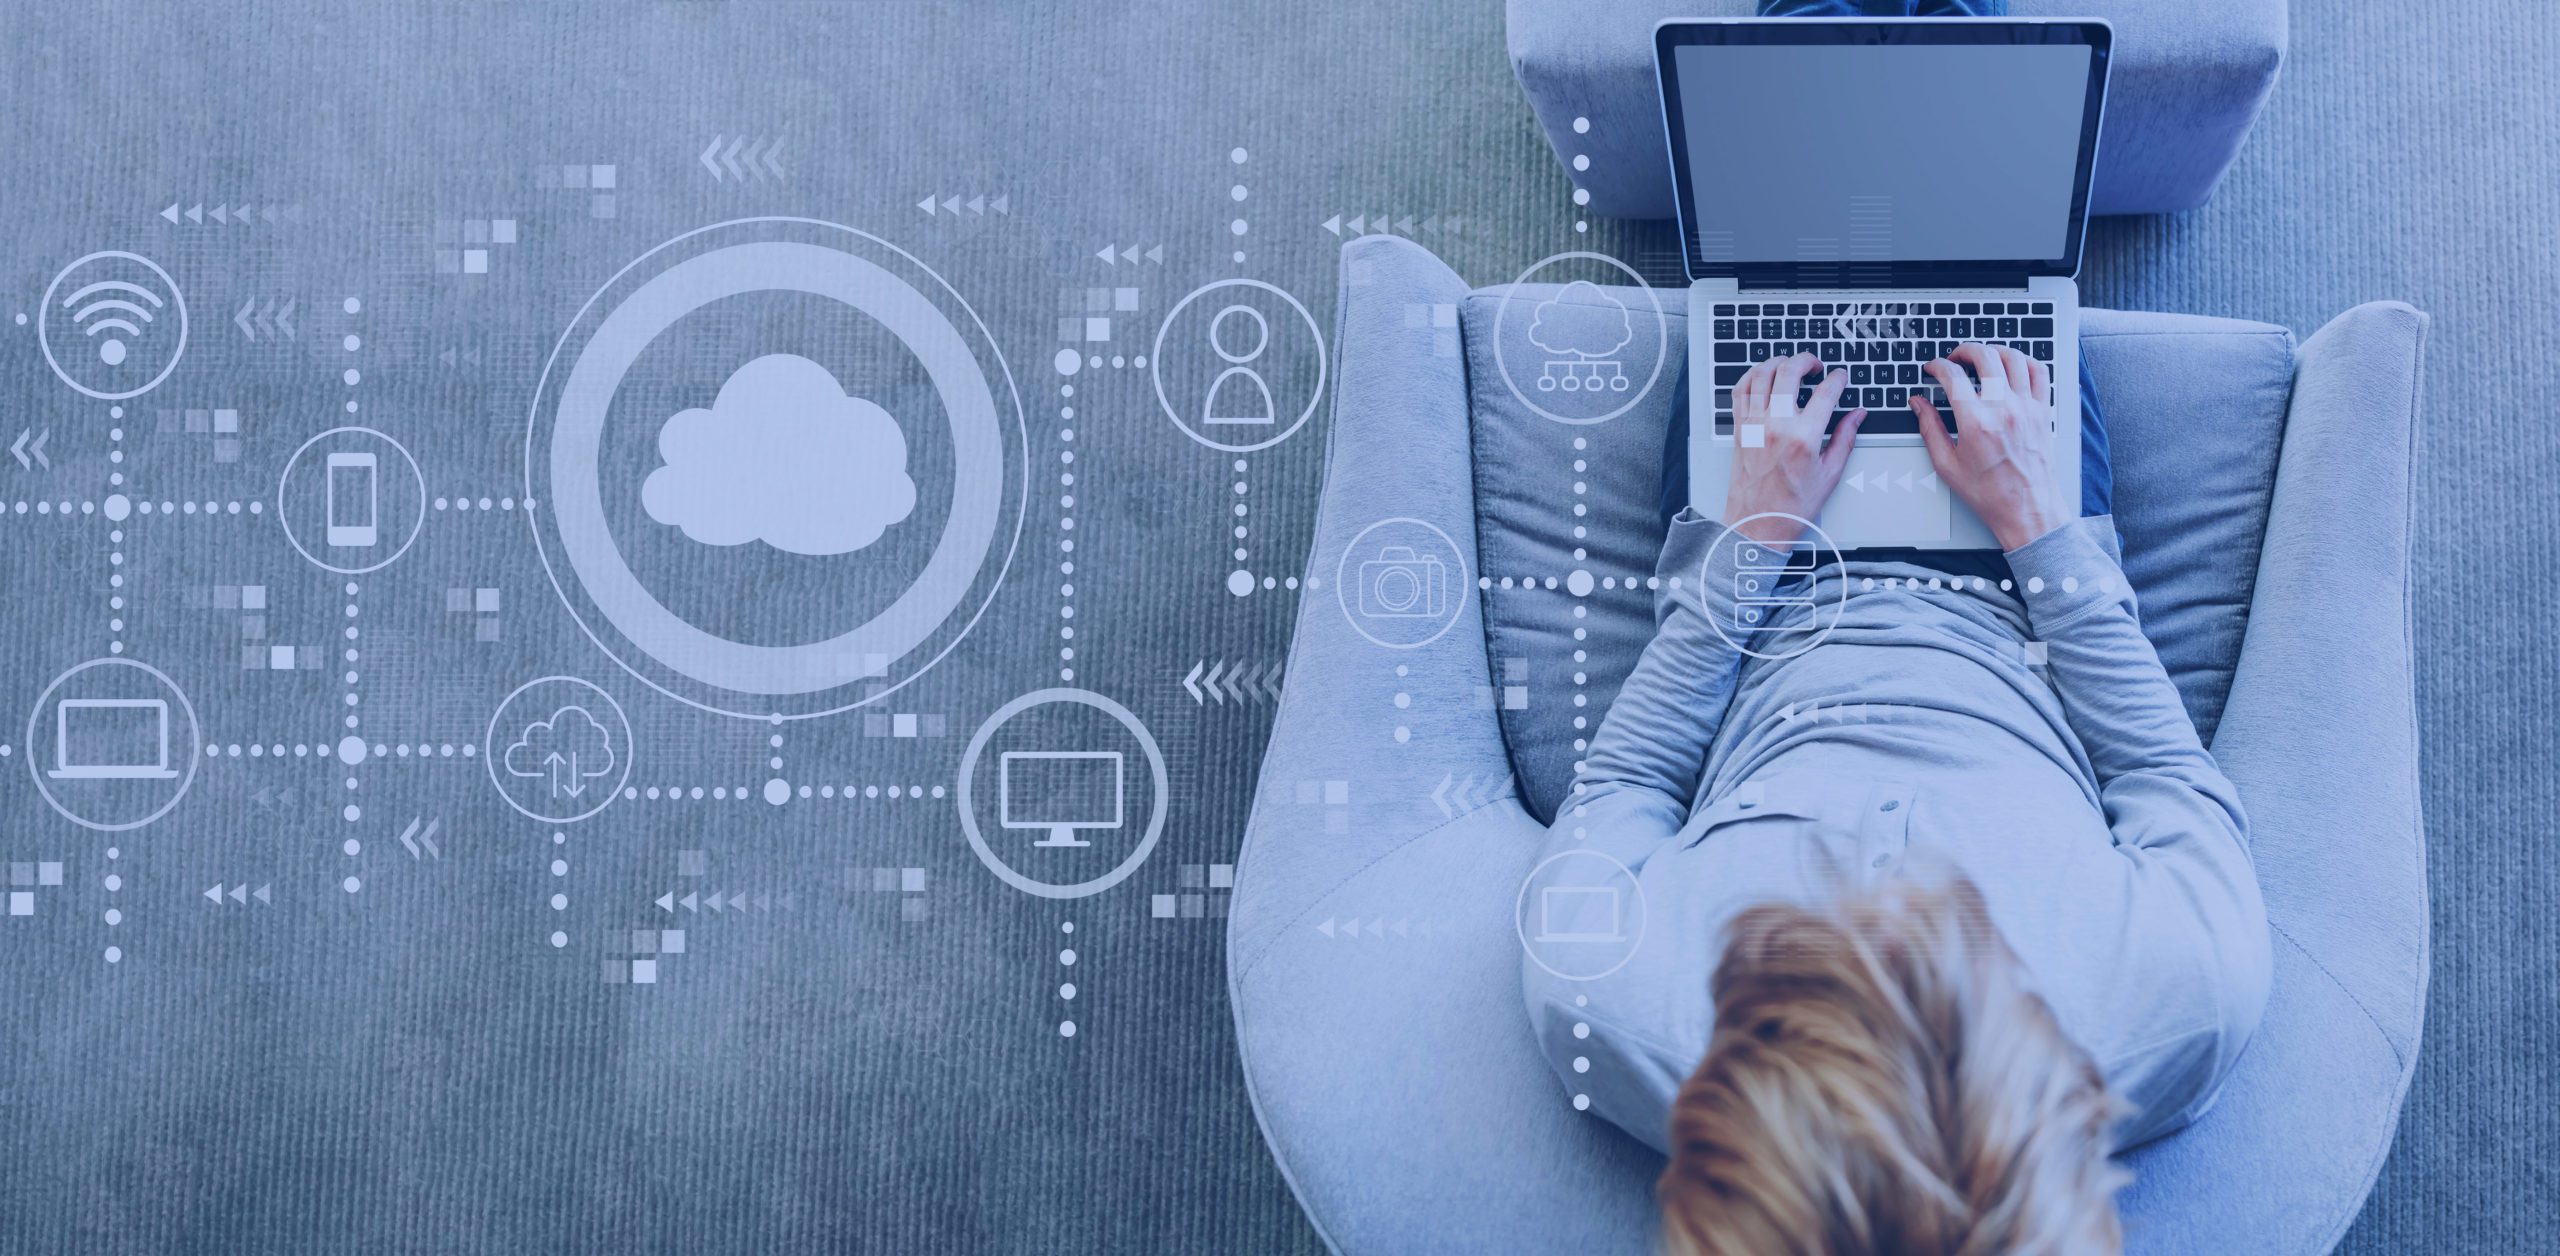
[
  {"x1": 2210, "y1": 301, "x2": 2431, "y2": 1066},
  {"x1": 1228, "y1": 236, "x2": 1521, "y2": 981}
]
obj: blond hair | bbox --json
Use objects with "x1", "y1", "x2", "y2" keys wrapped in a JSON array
[{"x1": 1658, "y1": 876, "x2": 2128, "y2": 1256}]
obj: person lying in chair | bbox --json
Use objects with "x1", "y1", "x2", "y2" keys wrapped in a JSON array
[{"x1": 1522, "y1": 344, "x2": 2272, "y2": 1254}]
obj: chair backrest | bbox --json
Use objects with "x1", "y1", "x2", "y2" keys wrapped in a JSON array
[{"x1": 1457, "y1": 286, "x2": 2298, "y2": 821}]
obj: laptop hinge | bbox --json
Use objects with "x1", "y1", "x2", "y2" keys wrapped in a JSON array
[{"x1": 1737, "y1": 268, "x2": 2033, "y2": 292}]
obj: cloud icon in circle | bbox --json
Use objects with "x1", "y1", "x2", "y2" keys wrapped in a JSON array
[
  {"x1": 1528, "y1": 279, "x2": 1634, "y2": 359},
  {"x1": 641, "y1": 353, "x2": 919, "y2": 556},
  {"x1": 502, "y1": 704, "x2": 616, "y2": 795}
]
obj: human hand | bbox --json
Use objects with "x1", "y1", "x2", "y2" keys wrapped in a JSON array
[
  {"x1": 1913, "y1": 343, "x2": 2069, "y2": 552},
  {"x1": 1720, "y1": 352, "x2": 1867, "y2": 548}
]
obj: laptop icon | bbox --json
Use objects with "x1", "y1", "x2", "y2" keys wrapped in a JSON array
[
  {"x1": 1535, "y1": 885, "x2": 1626, "y2": 944},
  {"x1": 49, "y1": 698, "x2": 180, "y2": 780}
]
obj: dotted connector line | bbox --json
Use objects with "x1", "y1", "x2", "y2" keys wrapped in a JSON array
[
  {"x1": 1058, "y1": 380, "x2": 1078, "y2": 683},
  {"x1": 341, "y1": 580, "x2": 363, "y2": 824},
  {"x1": 619, "y1": 782, "x2": 948, "y2": 803},
  {"x1": 1056, "y1": 920, "x2": 1079, "y2": 1039},
  {"x1": 1570, "y1": 116, "x2": 1592, "y2": 235},
  {"x1": 1228, "y1": 146, "x2": 1249, "y2": 267}
]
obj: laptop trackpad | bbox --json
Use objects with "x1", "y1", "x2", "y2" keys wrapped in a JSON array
[{"x1": 1817, "y1": 447, "x2": 1950, "y2": 545}]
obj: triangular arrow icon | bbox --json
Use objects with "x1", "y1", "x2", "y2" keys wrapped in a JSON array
[
  {"x1": 1897, "y1": 471, "x2": 1915, "y2": 492},
  {"x1": 1316, "y1": 918, "x2": 1335, "y2": 937},
  {"x1": 212, "y1": 203, "x2": 229, "y2": 223},
  {"x1": 1347, "y1": 215, "x2": 1365, "y2": 234},
  {"x1": 991, "y1": 194, "x2": 1009, "y2": 214},
  {"x1": 918, "y1": 195, "x2": 937, "y2": 216},
  {"x1": 1847, "y1": 471, "x2": 1866, "y2": 492},
  {"x1": 229, "y1": 884, "x2": 247, "y2": 903},
  {"x1": 1145, "y1": 243, "x2": 1164, "y2": 263},
  {"x1": 966, "y1": 195, "x2": 984, "y2": 215},
  {"x1": 1119, "y1": 245, "x2": 1139, "y2": 264},
  {"x1": 205, "y1": 884, "x2": 223, "y2": 903},
  {"x1": 160, "y1": 203, "x2": 179, "y2": 223},
  {"x1": 656, "y1": 893, "x2": 674, "y2": 912},
  {"x1": 681, "y1": 893, "x2": 698, "y2": 912},
  {"x1": 1343, "y1": 919, "x2": 1361, "y2": 937},
  {"x1": 255, "y1": 885, "x2": 272, "y2": 904},
  {"x1": 941, "y1": 196, "x2": 960, "y2": 214},
  {"x1": 1096, "y1": 243, "x2": 1116, "y2": 264},
  {"x1": 1322, "y1": 214, "x2": 1342, "y2": 236}
]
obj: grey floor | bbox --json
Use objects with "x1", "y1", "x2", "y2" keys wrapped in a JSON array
[{"x1": 0, "y1": 1, "x2": 2548, "y2": 1251}]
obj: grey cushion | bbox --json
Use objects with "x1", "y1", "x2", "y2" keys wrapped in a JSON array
[
  {"x1": 1462, "y1": 284, "x2": 2296, "y2": 821},
  {"x1": 1506, "y1": 0, "x2": 2288, "y2": 219}
]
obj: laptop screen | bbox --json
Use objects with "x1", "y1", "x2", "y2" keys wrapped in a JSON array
[{"x1": 1659, "y1": 22, "x2": 2109, "y2": 282}]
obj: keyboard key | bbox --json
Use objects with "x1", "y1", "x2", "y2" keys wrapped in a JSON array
[
  {"x1": 1886, "y1": 387, "x2": 1907, "y2": 407},
  {"x1": 1748, "y1": 343, "x2": 1772, "y2": 362},
  {"x1": 1898, "y1": 363, "x2": 1920, "y2": 385},
  {"x1": 1785, "y1": 319, "x2": 1807, "y2": 339},
  {"x1": 1933, "y1": 302, "x2": 1955, "y2": 315},
  {"x1": 2022, "y1": 317, "x2": 2055, "y2": 337},
  {"x1": 1846, "y1": 408, "x2": 1915, "y2": 436},
  {"x1": 1891, "y1": 341, "x2": 1913, "y2": 362},
  {"x1": 1940, "y1": 340, "x2": 1959, "y2": 359},
  {"x1": 1949, "y1": 317, "x2": 1972, "y2": 337},
  {"x1": 1811, "y1": 303, "x2": 1834, "y2": 316},
  {"x1": 1863, "y1": 387, "x2": 1885, "y2": 409},
  {"x1": 1788, "y1": 303, "x2": 1810, "y2": 316},
  {"x1": 1736, "y1": 319, "x2": 1757, "y2": 338},
  {"x1": 1714, "y1": 364, "x2": 1750, "y2": 385},
  {"x1": 1713, "y1": 319, "x2": 1734, "y2": 338},
  {"x1": 1927, "y1": 318, "x2": 1948, "y2": 338},
  {"x1": 1958, "y1": 302, "x2": 1980, "y2": 315},
  {"x1": 1739, "y1": 304, "x2": 1760, "y2": 316},
  {"x1": 1817, "y1": 340, "x2": 1843, "y2": 360},
  {"x1": 1714, "y1": 304, "x2": 1736, "y2": 317},
  {"x1": 1851, "y1": 364, "x2": 1871, "y2": 385},
  {"x1": 1843, "y1": 341, "x2": 1866, "y2": 362},
  {"x1": 1715, "y1": 388, "x2": 1731, "y2": 409},
  {"x1": 1773, "y1": 342, "x2": 1794, "y2": 357},
  {"x1": 1998, "y1": 316, "x2": 2018, "y2": 338},
  {"x1": 2033, "y1": 340, "x2": 2053, "y2": 359},
  {"x1": 1714, "y1": 342, "x2": 1744, "y2": 363}
]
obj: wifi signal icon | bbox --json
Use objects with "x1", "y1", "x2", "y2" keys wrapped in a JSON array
[{"x1": 38, "y1": 251, "x2": 189, "y2": 401}]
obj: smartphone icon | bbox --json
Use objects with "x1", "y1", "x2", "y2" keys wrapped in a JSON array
[{"x1": 326, "y1": 451, "x2": 378, "y2": 548}]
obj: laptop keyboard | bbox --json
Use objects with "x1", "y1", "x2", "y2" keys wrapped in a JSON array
[{"x1": 1708, "y1": 300, "x2": 2056, "y2": 437}]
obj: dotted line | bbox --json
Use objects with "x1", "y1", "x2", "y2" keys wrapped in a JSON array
[
  {"x1": 103, "y1": 844, "x2": 126, "y2": 965},
  {"x1": 341, "y1": 581, "x2": 363, "y2": 824},
  {"x1": 1569, "y1": 993, "x2": 1593, "y2": 1110},
  {"x1": 1232, "y1": 458, "x2": 1250, "y2": 565},
  {"x1": 1570, "y1": 434, "x2": 1592, "y2": 764},
  {"x1": 1391, "y1": 662, "x2": 1412, "y2": 745},
  {"x1": 341, "y1": 295, "x2": 363, "y2": 414},
  {"x1": 619, "y1": 783, "x2": 949, "y2": 802},
  {"x1": 1058, "y1": 381, "x2": 1078, "y2": 682},
  {"x1": 1228, "y1": 146, "x2": 1249, "y2": 267},
  {"x1": 1057, "y1": 920, "x2": 1080, "y2": 1039},
  {"x1": 432, "y1": 495, "x2": 530, "y2": 513},
  {"x1": 545, "y1": 829, "x2": 570, "y2": 948},
  {"x1": 1570, "y1": 116, "x2": 1592, "y2": 235},
  {"x1": 202, "y1": 741, "x2": 476, "y2": 760}
]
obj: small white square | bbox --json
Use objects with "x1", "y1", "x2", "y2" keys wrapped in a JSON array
[
  {"x1": 463, "y1": 249, "x2": 489, "y2": 274},
  {"x1": 213, "y1": 408, "x2": 240, "y2": 433},
  {"x1": 899, "y1": 867, "x2": 925, "y2": 893},
  {"x1": 38, "y1": 862, "x2": 62, "y2": 886},
  {"x1": 631, "y1": 958, "x2": 657, "y2": 984},
  {"x1": 475, "y1": 588, "x2": 500, "y2": 613},
  {"x1": 1084, "y1": 316, "x2": 1110, "y2": 342},
  {"x1": 1112, "y1": 287, "x2": 1138, "y2": 311},
  {"x1": 2023, "y1": 640, "x2": 2049, "y2": 666},
  {"x1": 892, "y1": 713, "x2": 918, "y2": 738},
  {"x1": 1503, "y1": 685, "x2": 1529, "y2": 710},
  {"x1": 491, "y1": 218, "x2": 517, "y2": 244},
  {"x1": 242, "y1": 585, "x2": 267, "y2": 610},
  {"x1": 269, "y1": 645, "x2": 295, "y2": 670},
  {"x1": 1151, "y1": 894, "x2": 1177, "y2": 918},
  {"x1": 7, "y1": 892, "x2": 30, "y2": 916},
  {"x1": 660, "y1": 929, "x2": 685, "y2": 954},
  {"x1": 591, "y1": 164, "x2": 616, "y2": 189},
  {"x1": 1208, "y1": 863, "x2": 1234, "y2": 889},
  {"x1": 1432, "y1": 303, "x2": 1458, "y2": 328},
  {"x1": 1323, "y1": 780, "x2": 1349, "y2": 805},
  {"x1": 1739, "y1": 424, "x2": 1767, "y2": 449}
]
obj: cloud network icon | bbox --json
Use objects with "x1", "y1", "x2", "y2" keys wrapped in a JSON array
[
  {"x1": 1527, "y1": 280, "x2": 1633, "y2": 360},
  {"x1": 641, "y1": 353, "x2": 919, "y2": 556}
]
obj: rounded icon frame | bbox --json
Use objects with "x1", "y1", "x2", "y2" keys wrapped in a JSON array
[
  {"x1": 38, "y1": 250, "x2": 189, "y2": 401},
  {"x1": 954, "y1": 688, "x2": 1169, "y2": 901},
  {"x1": 275, "y1": 427, "x2": 429, "y2": 575},
  {"x1": 1514, "y1": 848, "x2": 1649, "y2": 982},
  {"x1": 1150, "y1": 277, "x2": 1327, "y2": 453},
  {"x1": 1488, "y1": 250, "x2": 1668, "y2": 426},
  {"x1": 524, "y1": 217, "x2": 1027, "y2": 720},
  {"x1": 482, "y1": 675, "x2": 636, "y2": 825},
  {"x1": 1702, "y1": 511, "x2": 1852, "y2": 662},
  {"x1": 1333, "y1": 516, "x2": 1473, "y2": 650},
  {"x1": 25, "y1": 657, "x2": 202, "y2": 833}
]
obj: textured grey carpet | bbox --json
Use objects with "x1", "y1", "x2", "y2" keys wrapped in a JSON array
[{"x1": 0, "y1": 1, "x2": 2546, "y2": 1251}]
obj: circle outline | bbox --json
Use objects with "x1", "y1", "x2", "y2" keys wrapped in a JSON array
[
  {"x1": 482, "y1": 675, "x2": 635, "y2": 824},
  {"x1": 1333, "y1": 516, "x2": 1473, "y2": 650},
  {"x1": 1150, "y1": 278, "x2": 1326, "y2": 453},
  {"x1": 522, "y1": 217, "x2": 1027, "y2": 721},
  {"x1": 1514, "y1": 848, "x2": 1649, "y2": 982},
  {"x1": 953, "y1": 688, "x2": 1168, "y2": 900},
  {"x1": 275, "y1": 427, "x2": 429, "y2": 575},
  {"x1": 38, "y1": 251, "x2": 189, "y2": 401},
  {"x1": 1701, "y1": 512, "x2": 1852, "y2": 661},
  {"x1": 1488, "y1": 251, "x2": 1667, "y2": 426},
  {"x1": 25, "y1": 657, "x2": 202, "y2": 833}
]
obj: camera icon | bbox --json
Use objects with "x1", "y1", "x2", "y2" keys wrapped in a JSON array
[{"x1": 1356, "y1": 546, "x2": 1448, "y2": 619}]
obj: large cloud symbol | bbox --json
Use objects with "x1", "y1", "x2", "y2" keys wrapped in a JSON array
[
  {"x1": 1528, "y1": 279, "x2": 1634, "y2": 359},
  {"x1": 641, "y1": 353, "x2": 919, "y2": 556}
]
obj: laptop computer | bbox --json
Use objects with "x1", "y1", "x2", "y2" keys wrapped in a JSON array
[
  {"x1": 1656, "y1": 18, "x2": 2112, "y2": 549},
  {"x1": 50, "y1": 697, "x2": 179, "y2": 780}
]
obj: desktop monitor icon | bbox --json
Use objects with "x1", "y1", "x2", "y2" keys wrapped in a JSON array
[
  {"x1": 999, "y1": 750, "x2": 1124, "y2": 848},
  {"x1": 50, "y1": 698, "x2": 179, "y2": 780},
  {"x1": 1534, "y1": 885, "x2": 1625, "y2": 944}
]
